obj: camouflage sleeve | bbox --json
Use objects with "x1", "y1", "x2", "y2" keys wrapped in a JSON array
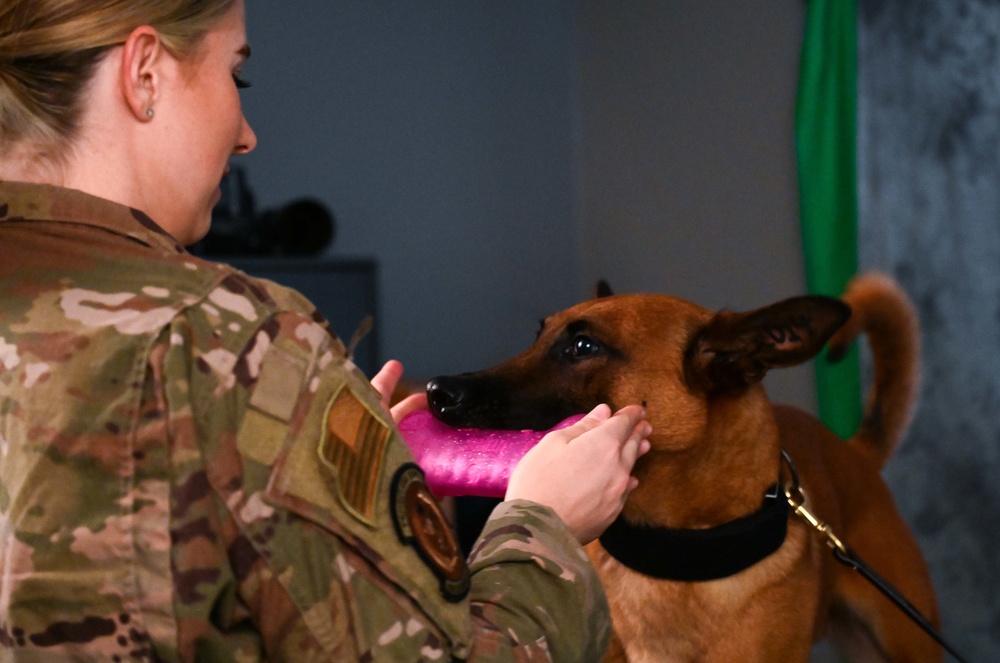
[
  {"x1": 156, "y1": 311, "x2": 360, "y2": 661},
  {"x1": 160, "y1": 302, "x2": 463, "y2": 661},
  {"x1": 465, "y1": 500, "x2": 612, "y2": 663}
]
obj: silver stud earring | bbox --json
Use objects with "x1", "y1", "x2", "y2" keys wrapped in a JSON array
[{"x1": 145, "y1": 107, "x2": 154, "y2": 118}]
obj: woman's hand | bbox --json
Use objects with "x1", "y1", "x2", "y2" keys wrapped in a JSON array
[
  {"x1": 370, "y1": 359, "x2": 428, "y2": 423},
  {"x1": 505, "y1": 404, "x2": 652, "y2": 544}
]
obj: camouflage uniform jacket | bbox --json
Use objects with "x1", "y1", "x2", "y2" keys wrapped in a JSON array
[{"x1": 0, "y1": 181, "x2": 611, "y2": 662}]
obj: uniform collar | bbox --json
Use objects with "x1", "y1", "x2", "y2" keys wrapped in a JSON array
[{"x1": 0, "y1": 180, "x2": 185, "y2": 254}]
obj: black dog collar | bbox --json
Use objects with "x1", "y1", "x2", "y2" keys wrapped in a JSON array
[{"x1": 598, "y1": 483, "x2": 789, "y2": 582}]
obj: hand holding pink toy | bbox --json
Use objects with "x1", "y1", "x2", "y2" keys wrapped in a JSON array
[{"x1": 377, "y1": 360, "x2": 651, "y2": 542}]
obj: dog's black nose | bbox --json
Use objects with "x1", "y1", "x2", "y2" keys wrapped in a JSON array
[{"x1": 426, "y1": 377, "x2": 467, "y2": 418}]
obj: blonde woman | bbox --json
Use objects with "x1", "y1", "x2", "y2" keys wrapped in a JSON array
[{"x1": 0, "y1": 1, "x2": 651, "y2": 660}]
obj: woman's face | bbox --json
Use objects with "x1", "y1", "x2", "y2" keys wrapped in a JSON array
[{"x1": 150, "y1": 0, "x2": 256, "y2": 245}]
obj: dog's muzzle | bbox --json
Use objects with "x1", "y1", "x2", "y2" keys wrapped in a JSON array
[{"x1": 425, "y1": 374, "x2": 574, "y2": 431}]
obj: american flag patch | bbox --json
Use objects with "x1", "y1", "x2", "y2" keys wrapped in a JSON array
[{"x1": 318, "y1": 384, "x2": 390, "y2": 524}]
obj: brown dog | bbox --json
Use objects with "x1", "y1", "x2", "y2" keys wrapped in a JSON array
[{"x1": 427, "y1": 273, "x2": 939, "y2": 662}]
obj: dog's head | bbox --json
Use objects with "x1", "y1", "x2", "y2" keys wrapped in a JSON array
[{"x1": 427, "y1": 285, "x2": 849, "y2": 450}]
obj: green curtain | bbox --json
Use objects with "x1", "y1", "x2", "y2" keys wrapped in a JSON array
[{"x1": 795, "y1": 0, "x2": 861, "y2": 439}]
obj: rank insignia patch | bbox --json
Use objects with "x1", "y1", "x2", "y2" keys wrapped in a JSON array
[
  {"x1": 391, "y1": 464, "x2": 470, "y2": 602},
  {"x1": 318, "y1": 383, "x2": 391, "y2": 525}
]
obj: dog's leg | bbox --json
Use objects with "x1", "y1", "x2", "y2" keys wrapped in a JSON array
[
  {"x1": 829, "y1": 525, "x2": 942, "y2": 662},
  {"x1": 601, "y1": 630, "x2": 628, "y2": 663},
  {"x1": 824, "y1": 609, "x2": 890, "y2": 662}
]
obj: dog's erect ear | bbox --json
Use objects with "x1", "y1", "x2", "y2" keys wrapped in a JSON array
[
  {"x1": 684, "y1": 296, "x2": 851, "y2": 394},
  {"x1": 595, "y1": 279, "x2": 614, "y2": 298}
]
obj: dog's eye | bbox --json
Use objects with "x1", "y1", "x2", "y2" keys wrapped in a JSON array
[{"x1": 566, "y1": 335, "x2": 601, "y2": 358}]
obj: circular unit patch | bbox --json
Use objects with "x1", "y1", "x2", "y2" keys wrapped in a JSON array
[{"x1": 391, "y1": 464, "x2": 470, "y2": 602}]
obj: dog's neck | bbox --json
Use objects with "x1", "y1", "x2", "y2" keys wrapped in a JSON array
[
  {"x1": 600, "y1": 397, "x2": 790, "y2": 582},
  {"x1": 625, "y1": 396, "x2": 781, "y2": 530}
]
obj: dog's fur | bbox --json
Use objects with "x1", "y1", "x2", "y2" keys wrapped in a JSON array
[{"x1": 427, "y1": 273, "x2": 939, "y2": 662}]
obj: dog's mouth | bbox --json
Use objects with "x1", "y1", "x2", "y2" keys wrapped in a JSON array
[{"x1": 425, "y1": 374, "x2": 582, "y2": 431}]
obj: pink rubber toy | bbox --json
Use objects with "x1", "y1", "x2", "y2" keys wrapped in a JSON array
[{"x1": 398, "y1": 410, "x2": 585, "y2": 498}]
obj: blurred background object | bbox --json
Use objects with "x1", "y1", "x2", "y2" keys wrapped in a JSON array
[{"x1": 190, "y1": 165, "x2": 335, "y2": 257}]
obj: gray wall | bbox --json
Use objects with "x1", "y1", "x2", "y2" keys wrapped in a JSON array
[
  {"x1": 859, "y1": 0, "x2": 1000, "y2": 658},
  {"x1": 241, "y1": 1, "x2": 582, "y2": 380},
  {"x1": 575, "y1": 1, "x2": 811, "y2": 409},
  {"x1": 240, "y1": 1, "x2": 813, "y2": 412}
]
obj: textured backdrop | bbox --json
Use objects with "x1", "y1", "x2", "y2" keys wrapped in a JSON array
[{"x1": 858, "y1": 0, "x2": 1000, "y2": 658}]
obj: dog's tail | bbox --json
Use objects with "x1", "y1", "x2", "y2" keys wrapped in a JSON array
[{"x1": 826, "y1": 272, "x2": 921, "y2": 468}]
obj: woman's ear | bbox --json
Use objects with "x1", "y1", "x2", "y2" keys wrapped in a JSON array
[{"x1": 119, "y1": 26, "x2": 165, "y2": 122}]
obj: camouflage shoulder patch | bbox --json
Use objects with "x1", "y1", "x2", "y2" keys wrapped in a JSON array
[
  {"x1": 247, "y1": 344, "x2": 306, "y2": 423},
  {"x1": 317, "y1": 382, "x2": 391, "y2": 525}
]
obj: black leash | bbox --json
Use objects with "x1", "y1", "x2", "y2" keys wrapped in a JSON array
[{"x1": 781, "y1": 451, "x2": 971, "y2": 663}]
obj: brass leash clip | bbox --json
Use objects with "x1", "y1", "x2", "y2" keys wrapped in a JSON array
[
  {"x1": 779, "y1": 450, "x2": 848, "y2": 555},
  {"x1": 783, "y1": 481, "x2": 849, "y2": 556}
]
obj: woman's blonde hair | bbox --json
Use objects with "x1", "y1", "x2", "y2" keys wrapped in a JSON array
[{"x1": 0, "y1": 0, "x2": 235, "y2": 153}]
